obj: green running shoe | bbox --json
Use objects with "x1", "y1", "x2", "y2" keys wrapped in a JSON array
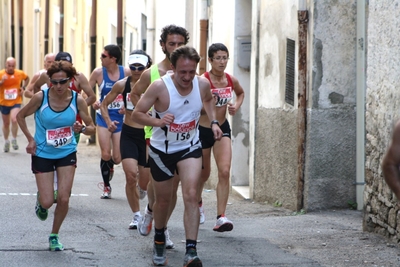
[
  {"x1": 49, "y1": 234, "x2": 64, "y2": 251},
  {"x1": 35, "y1": 193, "x2": 48, "y2": 221},
  {"x1": 53, "y1": 190, "x2": 58, "y2": 203}
]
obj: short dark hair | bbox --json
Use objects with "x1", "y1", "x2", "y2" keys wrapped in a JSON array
[
  {"x1": 130, "y1": 49, "x2": 153, "y2": 68},
  {"x1": 47, "y1": 61, "x2": 77, "y2": 79},
  {"x1": 104, "y1": 44, "x2": 122, "y2": 63},
  {"x1": 159, "y1": 24, "x2": 190, "y2": 45},
  {"x1": 208, "y1": 43, "x2": 229, "y2": 58},
  {"x1": 170, "y1": 46, "x2": 200, "y2": 68}
]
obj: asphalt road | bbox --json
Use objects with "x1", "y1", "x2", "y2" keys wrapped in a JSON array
[{"x1": 1, "y1": 115, "x2": 400, "y2": 267}]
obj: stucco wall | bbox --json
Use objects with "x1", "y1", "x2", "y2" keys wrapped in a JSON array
[
  {"x1": 254, "y1": 109, "x2": 298, "y2": 210},
  {"x1": 364, "y1": 0, "x2": 400, "y2": 241},
  {"x1": 303, "y1": 0, "x2": 357, "y2": 210}
]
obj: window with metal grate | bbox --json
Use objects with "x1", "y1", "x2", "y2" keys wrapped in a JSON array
[{"x1": 285, "y1": 38, "x2": 295, "y2": 106}]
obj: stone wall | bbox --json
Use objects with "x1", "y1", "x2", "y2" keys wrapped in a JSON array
[{"x1": 364, "y1": 0, "x2": 400, "y2": 241}]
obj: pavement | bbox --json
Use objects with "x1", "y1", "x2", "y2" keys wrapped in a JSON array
[{"x1": 1, "y1": 114, "x2": 400, "y2": 266}]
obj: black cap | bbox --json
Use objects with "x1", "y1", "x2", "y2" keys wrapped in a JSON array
[{"x1": 55, "y1": 52, "x2": 72, "y2": 63}]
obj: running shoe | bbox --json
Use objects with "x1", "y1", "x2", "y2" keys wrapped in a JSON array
[
  {"x1": 183, "y1": 248, "x2": 202, "y2": 267},
  {"x1": 213, "y1": 216, "x2": 233, "y2": 232},
  {"x1": 35, "y1": 193, "x2": 48, "y2": 221},
  {"x1": 11, "y1": 139, "x2": 18, "y2": 150},
  {"x1": 49, "y1": 233, "x2": 64, "y2": 251},
  {"x1": 152, "y1": 241, "x2": 167, "y2": 266},
  {"x1": 199, "y1": 205, "x2": 205, "y2": 224},
  {"x1": 129, "y1": 214, "x2": 142, "y2": 230},
  {"x1": 53, "y1": 190, "x2": 58, "y2": 204},
  {"x1": 101, "y1": 186, "x2": 112, "y2": 199},
  {"x1": 165, "y1": 228, "x2": 175, "y2": 249},
  {"x1": 3, "y1": 141, "x2": 10, "y2": 152},
  {"x1": 137, "y1": 184, "x2": 147, "y2": 200},
  {"x1": 109, "y1": 168, "x2": 114, "y2": 181},
  {"x1": 138, "y1": 205, "x2": 153, "y2": 236}
]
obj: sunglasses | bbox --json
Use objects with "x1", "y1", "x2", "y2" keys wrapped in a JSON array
[
  {"x1": 129, "y1": 65, "x2": 145, "y2": 71},
  {"x1": 50, "y1": 78, "x2": 70, "y2": 85},
  {"x1": 101, "y1": 53, "x2": 109, "y2": 58}
]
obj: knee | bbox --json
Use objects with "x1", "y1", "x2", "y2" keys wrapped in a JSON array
[
  {"x1": 125, "y1": 172, "x2": 138, "y2": 187},
  {"x1": 218, "y1": 168, "x2": 230, "y2": 181},
  {"x1": 40, "y1": 198, "x2": 54, "y2": 209}
]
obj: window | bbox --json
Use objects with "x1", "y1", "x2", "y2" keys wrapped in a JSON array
[{"x1": 285, "y1": 38, "x2": 295, "y2": 106}]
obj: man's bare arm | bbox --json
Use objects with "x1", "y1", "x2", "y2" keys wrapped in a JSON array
[
  {"x1": 76, "y1": 73, "x2": 96, "y2": 106},
  {"x1": 24, "y1": 72, "x2": 41, "y2": 98},
  {"x1": 131, "y1": 69, "x2": 151, "y2": 106}
]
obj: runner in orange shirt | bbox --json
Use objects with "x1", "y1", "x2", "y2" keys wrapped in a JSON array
[{"x1": 0, "y1": 57, "x2": 30, "y2": 152}]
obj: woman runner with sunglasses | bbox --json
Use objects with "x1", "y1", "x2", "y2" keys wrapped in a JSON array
[
  {"x1": 100, "y1": 50, "x2": 152, "y2": 229},
  {"x1": 16, "y1": 61, "x2": 96, "y2": 251}
]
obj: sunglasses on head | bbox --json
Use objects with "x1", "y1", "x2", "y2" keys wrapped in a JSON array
[
  {"x1": 50, "y1": 78, "x2": 69, "y2": 85},
  {"x1": 101, "y1": 53, "x2": 109, "y2": 58},
  {"x1": 129, "y1": 65, "x2": 145, "y2": 71}
]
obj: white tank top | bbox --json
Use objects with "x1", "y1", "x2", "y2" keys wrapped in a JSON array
[{"x1": 150, "y1": 73, "x2": 202, "y2": 154}]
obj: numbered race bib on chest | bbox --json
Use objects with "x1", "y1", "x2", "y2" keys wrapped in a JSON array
[
  {"x1": 126, "y1": 93, "x2": 134, "y2": 110},
  {"x1": 108, "y1": 94, "x2": 124, "y2": 110},
  {"x1": 212, "y1": 87, "x2": 233, "y2": 107},
  {"x1": 168, "y1": 120, "x2": 196, "y2": 141},
  {"x1": 46, "y1": 126, "x2": 73, "y2": 148},
  {"x1": 4, "y1": 88, "x2": 18, "y2": 100}
]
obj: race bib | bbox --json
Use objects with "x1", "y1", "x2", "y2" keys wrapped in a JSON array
[
  {"x1": 211, "y1": 87, "x2": 233, "y2": 107},
  {"x1": 168, "y1": 120, "x2": 196, "y2": 141},
  {"x1": 4, "y1": 88, "x2": 18, "y2": 100},
  {"x1": 108, "y1": 94, "x2": 124, "y2": 110},
  {"x1": 46, "y1": 126, "x2": 73, "y2": 148},
  {"x1": 126, "y1": 93, "x2": 134, "y2": 111}
]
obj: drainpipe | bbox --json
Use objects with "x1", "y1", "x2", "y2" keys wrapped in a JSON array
[
  {"x1": 59, "y1": 0, "x2": 64, "y2": 52},
  {"x1": 297, "y1": 1, "x2": 308, "y2": 211},
  {"x1": 44, "y1": 0, "x2": 49, "y2": 55},
  {"x1": 11, "y1": 0, "x2": 15, "y2": 57},
  {"x1": 198, "y1": 0, "x2": 208, "y2": 75},
  {"x1": 18, "y1": 0, "x2": 23, "y2": 68},
  {"x1": 117, "y1": 0, "x2": 123, "y2": 64},
  {"x1": 88, "y1": 0, "x2": 97, "y2": 144},
  {"x1": 356, "y1": 0, "x2": 366, "y2": 211},
  {"x1": 145, "y1": 0, "x2": 155, "y2": 58}
]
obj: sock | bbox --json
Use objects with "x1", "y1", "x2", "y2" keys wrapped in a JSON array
[
  {"x1": 154, "y1": 227, "x2": 165, "y2": 243},
  {"x1": 199, "y1": 199, "x2": 203, "y2": 207},
  {"x1": 133, "y1": 211, "x2": 141, "y2": 217},
  {"x1": 186, "y1": 239, "x2": 197, "y2": 253},
  {"x1": 147, "y1": 204, "x2": 153, "y2": 213},
  {"x1": 217, "y1": 214, "x2": 224, "y2": 220},
  {"x1": 100, "y1": 159, "x2": 114, "y2": 186}
]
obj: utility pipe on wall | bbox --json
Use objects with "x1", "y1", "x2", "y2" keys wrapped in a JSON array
[
  {"x1": 18, "y1": 0, "x2": 23, "y2": 68},
  {"x1": 356, "y1": 0, "x2": 366, "y2": 211},
  {"x1": 198, "y1": 0, "x2": 208, "y2": 75},
  {"x1": 297, "y1": 3, "x2": 308, "y2": 211},
  {"x1": 117, "y1": 0, "x2": 123, "y2": 64},
  {"x1": 59, "y1": 0, "x2": 64, "y2": 52},
  {"x1": 11, "y1": 0, "x2": 15, "y2": 57},
  {"x1": 44, "y1": 0, "x2": 50, "y2": 55},
  {"x1": 88, "y1": 0, "x2": 97, "y2": 144}
]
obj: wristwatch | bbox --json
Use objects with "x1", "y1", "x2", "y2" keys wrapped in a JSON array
[
  {"x1": 210, "y1": 120, "x2": 220, "y2": 128},
  {"x1": 80, "y1": 126, "x2": 86, "y2": 133}
]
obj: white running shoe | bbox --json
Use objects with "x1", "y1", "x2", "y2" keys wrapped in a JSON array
[
  {"x1": 137, "y1": 184, "x2": 147, "y2": 200},
  {"x1": 199, "y1": 205, "x2": 205, "y2": 224},
  {"x1": 165, "y1": 228, "x2": 175, "y2": 249},
  {"x1": 101, "y1": 186, "x2": 112, "y2": 199},
  {"x1": 129, "y1": 213, "x2": 142, "y2": 230},
  {"x1": 138, "y1": 205, "x2": 153, "y2": 236},
  {"x1": 213, "y1": 216, "x2": 234, "y2": 232}
]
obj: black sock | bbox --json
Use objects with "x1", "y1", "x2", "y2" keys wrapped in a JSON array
[
  {"x1": 186, "y1": 239, "x2": 197, "y2": 253},
  {"x1": 100, "y1": 159, "x2": 113, "y2": 186},
  {"x1": 217, "y1": 214, "x2": 222, "y2": 220},
  {"x1": 154, "y1": 227, "x2": 165, "y2": 243},
  {"x1": 147, "y1": 204, "x2": 153, "y2": 213}
]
